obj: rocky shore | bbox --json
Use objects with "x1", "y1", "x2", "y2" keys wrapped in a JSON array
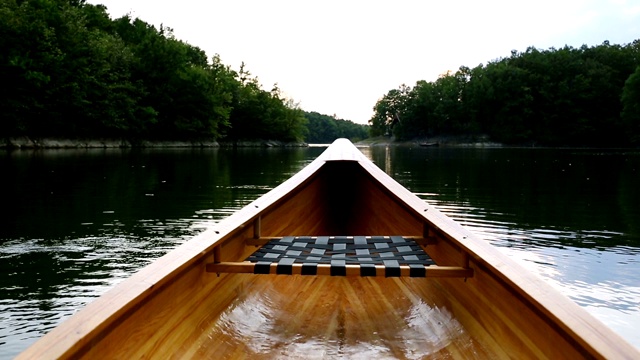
[
  {"x1": 217, "y1": 140, "x2": 308, "y2": 148},
  {"x1": 356, "y1": 135, "x2": 503, "y2": 147},
  {"x1": 2, "y1": 138, "x2": 308, "y2": 149}
]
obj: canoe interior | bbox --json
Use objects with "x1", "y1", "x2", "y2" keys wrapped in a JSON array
[
  {"x1": 259, "y1": 161, "x2": 425, "y2": 237},
  {"x1": 18, "y1": 140, "x2": 639, "y2": 359}
]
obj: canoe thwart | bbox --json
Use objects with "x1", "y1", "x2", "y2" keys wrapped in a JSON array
[
  {"x1": 206, "y1": 262, "x2": 473, "y2": 278},
  {"x1": 208, "y1": 236, "x2": 472, "y2": 278},
  {"x1": 246, "y1": 235, "x2": 437, "y2": 247}
]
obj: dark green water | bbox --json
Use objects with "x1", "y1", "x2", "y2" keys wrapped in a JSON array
[{"x1": 1, "y1": 145, "x2": 639, "y2": 357}]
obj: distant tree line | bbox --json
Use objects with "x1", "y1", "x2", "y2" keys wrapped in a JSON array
[
  {"x1": 0, "y1": 0, "x2": 307, "y2": 143},
  {"x1": 304, "y1": 111, "x2": 369, "y2": 143},
  {"x1": 371, "y1": 41, "x2": 640, "y2": 146}
]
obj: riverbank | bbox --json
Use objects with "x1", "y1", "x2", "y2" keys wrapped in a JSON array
[
  {"x1": 1, "y1": 138, "x2": 308, "y2": 149},
  {"x1": 218, "y1": 140, "x2": 308, "y2": 148},
  {"x1": 356, "y1": 135, "x2": 503, "y2": 147}
]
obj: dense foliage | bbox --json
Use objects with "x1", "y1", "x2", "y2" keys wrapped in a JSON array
[
  {"x1": 304, "y1": 111, "x2": 369, "y2": 143},
  {"x1": 0, "y1": 0, "x2": 307, "y2": 142},
  {"x1": 371, "y1": 42, "x2": 640, "y2": 146}
]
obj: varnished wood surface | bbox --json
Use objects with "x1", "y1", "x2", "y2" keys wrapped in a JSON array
[
  {"x1": 18, "y1": 139, "x2": 640, "y2": 359},
  {"x1": 206, "y1": 262, "x2": 474, "y2": 278},
  {"x1": 188, "y1": 275, "x2": 493, "y2": 359},
  {"x1": 176, "y1": 275, "x2": 494, "y2": 359}
]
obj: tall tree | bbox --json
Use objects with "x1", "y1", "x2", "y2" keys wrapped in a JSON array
[
  {"x1": 370, "y1": 41, "x2": 640, "y2": 146},
  {"x1": 622, "y1": 66, "x2": 640, "y2": 144},
  {"x1": 304, "y1": 112, "x2": 368, "y2": 143},
  {"x1": 369, "y1": 84, "x2": 411, "y2": 137}
]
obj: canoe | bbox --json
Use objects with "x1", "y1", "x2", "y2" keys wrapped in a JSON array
[{"x1": 18, "y1": 139, "x2": 639, "y2": 359}]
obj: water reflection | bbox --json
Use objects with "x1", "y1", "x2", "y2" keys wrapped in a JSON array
[
  {"x1": 364, "y1": 145, "x2": 640, "y2": 348},
  {"x1": 0, "y1": 147, "x2": 324, "y2": 358},
  {"x1": 427, "y1": 191, "x2": 640, "y2": 348}
]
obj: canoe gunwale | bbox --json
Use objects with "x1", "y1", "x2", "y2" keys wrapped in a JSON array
[{"x1": 16, "y1": 139, "x2": 640, "y2": 359}]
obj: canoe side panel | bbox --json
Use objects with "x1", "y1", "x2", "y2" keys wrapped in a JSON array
[
  {"x1": 258, "y1": 161, "x2": 424, "y2": 237},
  {"x1": 76, "y1": 231, "x2": 256, "y2": 358},
  {"x1": 259, "y1": 171, "x2": 330, "y2": 236}
]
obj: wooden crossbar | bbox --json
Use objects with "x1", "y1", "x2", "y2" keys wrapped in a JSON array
[
  {"x1": 206, "y1": 262, "x2": 473, "y2": 278},
  {"x1": 207, "y1": 236, "x2": 472, "y2": 278},
  {"x1": 245, "y1": 236, "x2": 436, "y2": 247}
]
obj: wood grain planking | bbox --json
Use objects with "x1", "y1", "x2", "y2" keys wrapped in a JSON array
[{"x1": 169, "y1": 276, "x2": 493, "y2": 359}]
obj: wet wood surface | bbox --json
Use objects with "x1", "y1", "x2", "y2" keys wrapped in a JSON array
[{"x1": 188, "y1": 275, "x2": 493, "y2": 359}]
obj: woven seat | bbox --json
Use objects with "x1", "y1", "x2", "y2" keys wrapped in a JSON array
[
  {"x1": 206, "y1": 236, "x2": 472, "y2": 278},
  {"x1": 247, "y1": 236, "x2": 435, "y2": 277}
]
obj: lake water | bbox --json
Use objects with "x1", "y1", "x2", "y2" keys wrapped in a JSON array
[{"x1": 1, "y1": 144, "x2": 639, "y2": 358}]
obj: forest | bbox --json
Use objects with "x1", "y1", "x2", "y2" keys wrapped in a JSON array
[
  {"x1": 304, "y1": 111, "x2": 369, "y2": 143},
  {"x1": 370, "y1": 41, "x2": 640, "y2": 146},
  {"x1": 6, "y1": 1, "x2": 637, "y2": 148},
  {"x1": 0, "y1": 0, "x2": 333, "y2": 144}
]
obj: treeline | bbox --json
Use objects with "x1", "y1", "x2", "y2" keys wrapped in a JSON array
[
  {"x1": 304, "y1": 111, "x2": 369, "y2": 143},
  {"x1": 371, "y1": 41, "x2": 640, "y2": 146},
  {"x1": 0, "y1": 0, "x2": 307, "y2": 143}
]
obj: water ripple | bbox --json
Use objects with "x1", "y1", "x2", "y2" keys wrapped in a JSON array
[{"x1": 413, "y1": 197, "x2": 640, "y2": 348}]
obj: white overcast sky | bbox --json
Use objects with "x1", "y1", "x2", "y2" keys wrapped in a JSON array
[{"x1": 88, "y1": 0, "x2": 640, "y2": 124}]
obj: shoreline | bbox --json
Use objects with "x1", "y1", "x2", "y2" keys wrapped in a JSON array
[
  {"x1": 355, "y1": 136, "x2": 640, "y2": 149},
  {"x1": 1, "y1": 138, "x2": 308, "y2": 149},
  {"x1": 356, "y1": 135, "x2": 503, "y2": 148},
  {"x1": 4, "y1": 136, "x2": 635, "y2": 150}
]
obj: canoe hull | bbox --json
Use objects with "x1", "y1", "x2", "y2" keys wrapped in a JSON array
[{"x1": 18, "y1": 139, "x2": 639, "y2": 359}]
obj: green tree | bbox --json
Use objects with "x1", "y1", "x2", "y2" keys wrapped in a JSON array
[
  {"x1": 334, "y1": 118, "x2": 369, "y2": 142},
  {"x1": 372, "y1": 41, "x2": 640, "y2": 146},
  {"x1": 112, "y1": 16, "x2": 233, "y2": 140},
  {"x1": 622, "y1": 66, "x2": 640, "y2": 144},
  {"x1": 226, "y1": 65, "x2": 307, "y2": 142},
  {"x1": 1, "y1": 0, "x2": 62, "y2": 137},
  {"x1": 304, "y1": 112, "x2": 368, "y2": 143},
  {"x1": 305, "y1": 112, "x2": 339, "y2": 143},
  {"x1": 369, "y1": 84, "x2": 411, "y2": 137}
]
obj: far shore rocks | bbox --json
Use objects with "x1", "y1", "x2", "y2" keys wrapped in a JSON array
[
  {"x1": 217, "y1": 140, "x2": 308, "y2": 148},
  {"x1": 2, "y1": 138, "x2": 308, "y2": 149},
  {"x1": 3, "y1": 137, "x2": 132, "y2": 149},
  {"x1": 356, "y1": 135, "x2": 503, "y2": 148}
]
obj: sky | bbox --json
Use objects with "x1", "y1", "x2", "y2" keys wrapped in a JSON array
[{"x1": 87, "y1": 0, "x2": 640, "y2": 124}]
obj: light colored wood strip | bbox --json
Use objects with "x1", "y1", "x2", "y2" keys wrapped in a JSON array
[
  {"x1": 246, "y1": 236, "x2": 437, "y2": 246},
  {"x1": 206, "y1": 262, "x2": 473, "y2": 278}
]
